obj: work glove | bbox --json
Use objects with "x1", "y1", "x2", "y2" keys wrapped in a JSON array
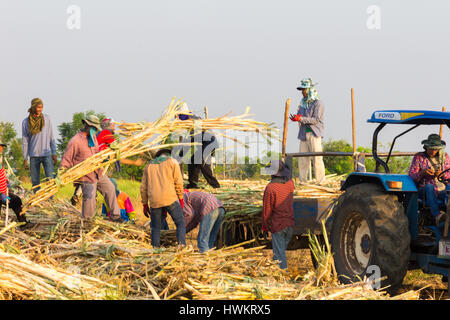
[
  {"x1": 143, "y1": 204, "x2": 151, "y2": 218},
  {"x1": 289, "y1": 114, "x2": 301, "y2": 122},
  {"x1": 179, "y1": 198, "x2": 184, "y2": 209},
  {"x1": 0, "y1": 193, "x2": 10, "y2": 204}
]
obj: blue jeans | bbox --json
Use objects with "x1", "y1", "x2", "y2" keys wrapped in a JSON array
[
  {"x1": 197, "y1": 207, "x2": 225, "y2": 253},
  {"x1": 272, "y1": 226, "x2": 293, "y2": 269},
  {"x1": 30, "y1": 156, "x2": 54, "y2": 192},
  {"x1": 150, "y1": 213, "x2": 170, "y2": 230},
  {"x1": 151, "y1": 201, "x2": 186, "y2": 247},
  {"x1": 419, "y1": 184, "x2": 450, "y2": 217}
]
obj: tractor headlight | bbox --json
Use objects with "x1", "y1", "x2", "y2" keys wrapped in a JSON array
[{"x1": 386, "y1": 180, "x2": 403, "y2": 189}]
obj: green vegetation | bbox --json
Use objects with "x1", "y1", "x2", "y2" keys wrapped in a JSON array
[
  {"x1": 57, "y1": 110, "x2": 106, "y2": 156},
  {"x1": 0, "y1": 113, "x2": 413, "y2": 182}
]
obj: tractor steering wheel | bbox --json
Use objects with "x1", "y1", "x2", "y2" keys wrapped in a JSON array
[{"x1": 437, "y1": 168, "x2": 450, "y2": 183}]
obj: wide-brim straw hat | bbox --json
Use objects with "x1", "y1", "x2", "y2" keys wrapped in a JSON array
[
  {"x1": 179, "y1": 103, "x2": 193, "y2": 115},
  {"x1": 296, "y1": 78, "x2": 317, "y2": 91},
  {"x1": 421, "y1": 133, "x2": 446, "y2": 149},
  {"x1": 82, "y1": 115, "x2": 102, "y2": 131}
]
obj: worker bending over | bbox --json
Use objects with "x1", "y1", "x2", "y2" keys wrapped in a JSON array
[{"x1": 182, "y1": 189, "x2": 225, "y2": 253}]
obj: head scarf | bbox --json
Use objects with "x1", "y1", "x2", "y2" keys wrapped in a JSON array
[
  {"x1": 101, "y1": 118, "x2": 115, "y2": 131},
  {"x1": 27, "y1": 98, "x2": 45, "y2": 135},
  {"x1": 298, "y1": 78, "x2": 320, "y2": 108}
]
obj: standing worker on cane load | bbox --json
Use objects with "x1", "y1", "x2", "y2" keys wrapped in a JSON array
[
  {"x1": 22, "y1": 98, "x2": 57, "y2": 193},
  {"x1": 289, "y1": 78, "x2": 325, "y2": 184}
]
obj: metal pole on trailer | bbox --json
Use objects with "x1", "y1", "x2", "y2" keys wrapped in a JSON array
[
  {"x1": 5, "y1": 185, "x2": 9, "y2": 227},
  {"x1": 282, "y1": 98, "x2": 291, "y2": 159},
  {"x1": 351, "y1": 88, "x2": 357, "y2": 170},
  {"x1": 440, "y1": 106, "x2": 446, "y2": 138}
]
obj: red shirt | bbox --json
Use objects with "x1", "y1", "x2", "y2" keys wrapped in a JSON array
[
  {"x1": 97, "y1": 129, "x2": 115, "y2": 151},
  {"x1": 262, "y1": 179, "x2": 295, "y2": 233},
  {"x1": 0, "y1": 165, "x2": 7, "y2": 195}
]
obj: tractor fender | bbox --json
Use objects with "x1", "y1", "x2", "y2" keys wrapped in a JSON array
[{"x1": 341, "y1": 172, "x2": 418, "y2": 193}]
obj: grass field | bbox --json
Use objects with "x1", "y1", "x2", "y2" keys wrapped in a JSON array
[{"x1": 22, "y1": 178, "x2": 148, "y2": 225}]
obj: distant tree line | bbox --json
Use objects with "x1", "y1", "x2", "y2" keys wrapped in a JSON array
[{"x1": 0, "y1": 114, "x2": 413, "y2": 181}]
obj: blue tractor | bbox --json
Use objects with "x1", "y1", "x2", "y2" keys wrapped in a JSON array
[{"x1": 313, "y1": 109, "x2": 450, "y2": 293}]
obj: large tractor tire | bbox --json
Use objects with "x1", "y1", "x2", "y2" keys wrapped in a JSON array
[{"x1": 330, "y1": 183, "x2": 410, "y2": 294}]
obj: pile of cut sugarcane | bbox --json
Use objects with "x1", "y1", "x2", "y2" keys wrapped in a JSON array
[
  {"x1": 193, "y1": 175, "x2": 344, "y2": 247},
  {"x1": 0, "y1": 202, "x2": 422, "y2": 300},
  {"x1": 21, "y1": 99, "x2": 275, "y2": 214}
]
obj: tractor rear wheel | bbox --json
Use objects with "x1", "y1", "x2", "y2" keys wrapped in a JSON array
[{"x1": 330, "y1": 183, "x2": 410, "y2": 294}]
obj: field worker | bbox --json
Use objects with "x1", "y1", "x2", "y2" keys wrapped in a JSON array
[
  {"x1": 182, "y1": 189, "x2": 225, "y2": 253},
  {"x1": 60, "y1": 115, "x2": 122, "y2": 222},
  {"x1": 409, "y1": 134, "x2": 450, "y2": 225},
  {"x1": 102, "y1": 178, "x2": 136, "y2": 223},
  {"x1": 97, "y1": 118, "x2": 117, "y2": 150},
  {"x1": 22, "y1": 98, "x2": 57, "y2": 193},
  {"x1": 177, "y1": 102, "x2": 194, "y2": 121},
  {"x1": 289, "y1": 78, "x2": 325, "y2": 184},
  {"x1": 140, "y1": 148, "x2": 186, "y2": 248},
  {"x1": 98, "y1": 117, "x2": 146, "y2": 167},
  {"x1": 184, "y1": 128, "x2": 220, "y2": 189},
  {"x1": 262, "y1": 160, "x2": 295, "y2": 269},
  {"x1": 0, "y1": 138, "x2": 33, "y2": 229},
  {"x1": 70, "y1": 117, "x2": 116, "y2": 206}
]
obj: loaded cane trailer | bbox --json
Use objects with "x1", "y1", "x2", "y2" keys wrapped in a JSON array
[{"x1": 285, "y1": 109, "x2": 450, "y2": 294}]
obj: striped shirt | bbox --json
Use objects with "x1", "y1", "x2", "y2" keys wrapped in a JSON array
[
  {"x1": 262, "y1": 179, "x2": 295, "y2": 233},
  {"x1": 182, "y1": 191, "x2": 223, "y2": 233},
  {"x1": 0, "y1": 165, "x2": 7, "y2": 195},
  {"x1": 296, "y1": 100, "x2": 324, "y2": 140}
]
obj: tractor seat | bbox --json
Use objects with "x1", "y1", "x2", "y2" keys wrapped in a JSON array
[{"x1": 418, "y1": 198, "x2": 447, "y2": 210}]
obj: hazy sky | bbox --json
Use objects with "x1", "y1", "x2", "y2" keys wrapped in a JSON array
[{"x1": 2, "y1": 0, "x2": 450, "y2": 155}]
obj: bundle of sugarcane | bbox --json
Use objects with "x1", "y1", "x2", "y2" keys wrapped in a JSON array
[
  {"x1": 115, "y1": 106, "x2": 276, "y2": 145},
  {"x1": 21, "y1": 99, "x2": 274, "y2": 214},
  {"x1": 294, "y1": 184, "x2": 341, "y2": 199},
  {"x1": 0, "y1": 250, "x2": 114, "y2": 300}
]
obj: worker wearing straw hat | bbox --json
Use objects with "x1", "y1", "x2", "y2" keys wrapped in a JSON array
[
  {"x1": 289, "y1": 78, "x2": 325, "y2": 184},
  {"x1": 0, "y1": 138, "x2": 33, "y2": 229},
  {"x1": 262, "y1": 160, "x2": 294, "y2": 269},
  {"x1": 409, "y1": 133, "x2": 450, "y2": 225},
  {"x1": 60, "y1": 115, "x2": 122, "y2": 222},
  {"x1": 22, "y1": 98, "x2": 57, "y2": 193}
]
